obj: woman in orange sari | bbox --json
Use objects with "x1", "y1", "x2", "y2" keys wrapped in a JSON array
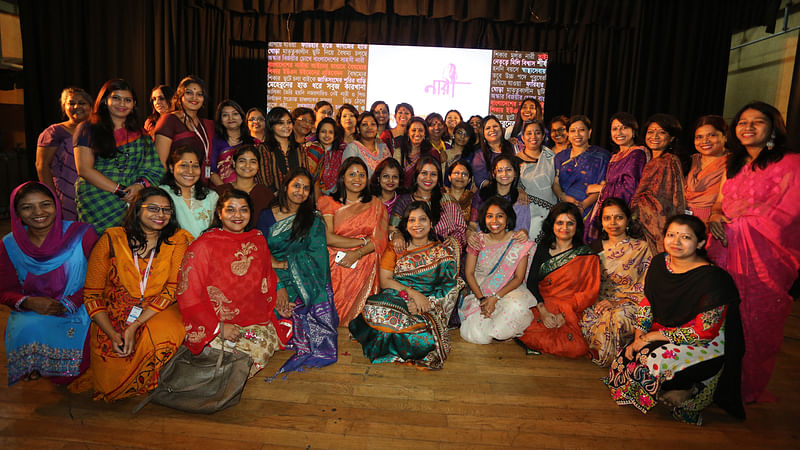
[
  {"x1": 518, "y1": 202, "x2": 600, "y2": 358},
  {"x1": 70, "y1": 187, "x2": 191, "y2": 401},
  {"x1": 318, "y1": 157, "x2": 389, "y2": 326},
  {"x1": 685, "y1": 115, "x2": 728, "y2": 222}
]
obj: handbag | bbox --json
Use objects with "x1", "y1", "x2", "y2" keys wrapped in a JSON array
[{"x1": 133, "y1": 322, "x2": 253, "y2": 414}]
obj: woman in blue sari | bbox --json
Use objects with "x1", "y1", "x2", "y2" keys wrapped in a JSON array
[
  {"x1": 0, "y1": 182, "x2": 98, "y2": 384},
  {"x1": 257, "y1": 167, "x2": 338, "y2": 376},
  {"x1": 349, "y1": 201, "x2": 463, "y2": 370},
  {"x1": 553, "y1": 115, "x2": 610, "y2": 220}
]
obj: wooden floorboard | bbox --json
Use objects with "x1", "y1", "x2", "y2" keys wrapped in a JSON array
[{"x1": 0, "y1": 296, "x2": 799, "y2": 448}]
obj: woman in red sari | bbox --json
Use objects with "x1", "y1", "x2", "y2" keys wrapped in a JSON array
[
  {"x1": 318, "y1": 157, "x2": 389, "y2": 326},
  {"x1": 518, "y1": 202, "x2": 600, "y2": 358},
  {"x1": 707, "y1": 101, "x2": 800, "y2": 403},
  {"x1": 177, "y1": 188, "x2": 292, "y2": 377}
]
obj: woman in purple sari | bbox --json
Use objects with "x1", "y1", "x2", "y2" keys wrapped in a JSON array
[
  {"x1": 584, "y1": 113, "x2": 647, "y2": 242},
  {"x1": 553, "y1": 115, "x2": 610, "y2": 221}
]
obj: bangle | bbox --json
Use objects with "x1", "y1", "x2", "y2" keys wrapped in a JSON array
[
  {"x1": 478, "y1": 296, "x2": 486, "y2": 302},
  {"x1": 388, "y1": 231, "x2": 396, "y2": 241},
  {"x1": 360, "y1": 237, "x2": 368, "y2": 247},
  {"x1": 114, "y1": 184, "x2": 127, "y2": 198},
  {"x1": 135, "y1": 177, "x2": 150, "y2": 188},
  {"x1": 14, "y1": 296, "x2": 28, "y2": 311},
  {"x1": 399, "y1": 290, "x2": 410, "y2": 301}
]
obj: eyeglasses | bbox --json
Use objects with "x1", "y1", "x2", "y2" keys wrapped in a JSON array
[{"x1": 142, "y1": 204, "x2": 173, "y2": 215}]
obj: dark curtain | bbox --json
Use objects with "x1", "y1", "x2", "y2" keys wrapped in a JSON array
[
  {"x1": 20, "y1": 0, "x2": 779, "y2": 178},
  {"x1": 787, "y1": 33, "x2": 800, "y2": 150}
]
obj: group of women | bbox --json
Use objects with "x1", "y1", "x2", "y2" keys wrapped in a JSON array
[{"x1": 4, "y1": 78, "x2": 796, "y2": 425}]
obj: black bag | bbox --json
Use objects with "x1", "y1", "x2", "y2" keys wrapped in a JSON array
[{"x1": 133, "y1": 326, "x2": 253, "y2": 414}]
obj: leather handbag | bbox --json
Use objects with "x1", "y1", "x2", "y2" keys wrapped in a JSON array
[{"x1": 133, "y1": 323, "x2": 253, "y2": 414}]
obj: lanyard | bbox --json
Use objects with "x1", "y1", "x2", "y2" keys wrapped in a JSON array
[
  {"x1": 190, "y1": 119, "x2": 210, "y2": 161},
  {"x1": 133, "y1": 249, "x2": 156, "y2": 302}
]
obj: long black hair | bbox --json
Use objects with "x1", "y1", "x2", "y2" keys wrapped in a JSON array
[
  {"x1": 214, "y1": 99, "x2": 253, "y2": 145},
  {"x1": 172, "y1": 75, "x2": 206, "y2": 114},
  {"x1": 276, "y1": 167, "x2": 316, "y2": 241},
  {"x1": 410, "y1": 155, "x2": 444, "y2": 224},
  {"x1": 369, "y1": 157, "x2": 404, "y2": 197},
  {"x1": 609, "y1": 112, "x2": 640, "y2": 151},
  {"x1": 209, "y1": 188, "x2": 254, "y2": 231},
  {"x1": 596, "y1": 197, "x2": 644, "y2": 241},
  {"x1": 146, "y1": 84, "x2": 173, "y2": 125},
  {"x1": 265, "y1": 106, "x2": 300, "y2": 154},
  {"x1": 398, "y1": 117, "x2": 435, "y2": 167},
  {"x1": 331, "y1": 157, "x2": 372, "y2": 204},
  {"x1": 355, "y1": 111, "x2": 378, "y2": 142},
  {"x1": 510, "y1": 98, "x2": 543, "y2": 137},
  {"x1": 642, "y1": 113, "x2": 682, "y2": 154},
  {"x1": 397, "y1": 200, "x2": 438, "y2": 244},
  {"x1": 726, "y1": 101, "x2": 795, "y2": 178},
  {"x1": 479, "y1": 115, "x2": 515, "y2": 170},
  {"x1": 477, "y1": 195, "x2": 517, "y2": 233},
  {"x1": 123, "y1": 187, "x2": 180, "y2": 255},
  {"x1": 663, "y1": 214, "x2": 708, "y2": 259},
  {"x1": 478, "y1": 154, "x2": 520, "y2": 203},
  {"x1": 316, "y1": 117, "x2": 343, "y2": 150},
  {"x1": 87, "y1": 78, "x2": 142, "y2": 159},
  {"x1": 452, "y1": 121, "x2": 477, "y2": 159},
  {"x1": 161, "y1": 145, "x2": 211, "y2": 200}
]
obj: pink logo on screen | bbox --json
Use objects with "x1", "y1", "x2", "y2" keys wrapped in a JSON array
[{"x1": 425, "y1": 64, "x2": 471, "y2": 97}]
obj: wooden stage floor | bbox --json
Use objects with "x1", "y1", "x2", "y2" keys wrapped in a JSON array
[{"x1": 0, "y1": 303, "x2": 798, "y2": 449}]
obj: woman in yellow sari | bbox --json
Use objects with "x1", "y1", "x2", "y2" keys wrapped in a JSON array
[
  {"x1": 317, "y1": 157, "x2": 389, "y2": 326},
  {"x1": 69, "y1": 187, "x2": 191, "y2": 401}
]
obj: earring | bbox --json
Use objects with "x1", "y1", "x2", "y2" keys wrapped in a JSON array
[{"x1": 766, "y1": 132, "x2": 776, "y2": 151}]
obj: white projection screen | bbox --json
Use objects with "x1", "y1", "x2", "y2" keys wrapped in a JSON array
[{"x1": 267, "y1": 42, "x2": 548, "y2": 128}]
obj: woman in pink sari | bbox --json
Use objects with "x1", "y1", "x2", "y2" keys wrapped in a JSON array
[
  {"x1": 707, "y1": 101, "x2": 800, "y2": 404},
  {"x1": 459, "y1": 196, "x2": 536, "y2": 344},
  {"x1": 318, "y1": 157, "x2": 389, "y2": 326}
]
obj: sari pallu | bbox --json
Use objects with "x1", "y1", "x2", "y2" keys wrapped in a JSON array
[
  {"x1": 554, "y1": 146, "x2": 611, "y2": 219},
  {"x1": 349, "y1": 238, "x2": 463, "y2": 370},
  {"x1": 70, "y1": 227, "x2": 191, "y2": 401},
  {"x1": 685, "y1": 153, "x2": 727, "y2": 222},
  {"x1": 585, "y1": 148, "x2": 647, "y2": 243},
  {"x1": 519, "y1": 246, "x2": 600, "y2": 358},
  {"x1": 459, "y1": 235, "x2": 537, "y2": 344},
  {"x1": 318, "y1": 196, "x2": 389, "y2": 326},
  {"x1": 707, "y1": 153, "x2": 800, "y2": 403},
  {"x1": 209, "y1": 138, "x2": 239, "y2": 184},
  {"x1": 263, "y1": 214, "x2": 339, "y2": 377},
  {"x1": 630, "y1": 153, "x2": 686, "y2": 254},
  {"x1": 74, "y1": 126, "x2": 165, "y2": 234},
  {"x1": 580, "y1": 239, "x2": 652, "y2": 366}
]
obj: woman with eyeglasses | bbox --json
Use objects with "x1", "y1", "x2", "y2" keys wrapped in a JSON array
[
  {"x1": 36, "y1": 86, "x2": 93, "y2": 220},
  {"x1": 154, "y1": 76, "x2": 215, "y2": 171},
  {"x1": 160, "y1": 145, "x2": 218, "y2": 239},
  {"x1": 292, "y1": 107, "x2": 316, "y2": 145},
  {"x1": 74, "y1": 79, "x2": 164, "y2": 234},
  {"x1": 547, "y1": 115, "x2": 570, "y2": 154},
  {"x1": 144, "y1": 85, "x2": 173, "y2": 135},
  {"x1": 246, "y1": 107, "x2": 267, "y2": 144},
  {"x1": 69, "y1": 187, "x2": 191, "y2": 401}
]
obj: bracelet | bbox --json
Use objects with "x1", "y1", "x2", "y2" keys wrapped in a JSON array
[
  {"x1": 113, "y1": 184, "x2": 127, "y2": 198},
  {"x1": 360, "y1": 237, "x2": 368, "y2": 247},
  {"x1": 388, "y1": 231, "x2": 396, "y2": 241},
  {"x1": 14, "y1": 296, "x2": 28, "y2": 311},
  {"x1": 135, "y1": 177, "x2": 150, "y2": 188},
  {"x1": 478, "y1": 296, "x2": 486, "y2": 302},
  {"x1": 399, "y1": 290, "x2": 410, "y2": 301}
]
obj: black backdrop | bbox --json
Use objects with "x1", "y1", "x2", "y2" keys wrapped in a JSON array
[{"x1": 20, "y1": 0, "x2": 781, "y2": 173}]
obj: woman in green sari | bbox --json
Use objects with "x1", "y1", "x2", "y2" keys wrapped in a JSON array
[
  {"x1": 257, "y1": 167, "x2": 338, "y2": 376},
  {"x1": 349, "y1": 201, "x2": 463, "y2": 370}
]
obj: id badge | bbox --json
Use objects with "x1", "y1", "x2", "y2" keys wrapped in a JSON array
[
  {"x1": 126, "y1": 306, "x2": 143, "y2": 324},
  {"x1": 205, "y1": 165, "x2": 212, "y2": 179}
]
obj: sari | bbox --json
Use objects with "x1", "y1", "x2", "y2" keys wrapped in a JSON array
[
  {"x1": 342, "y1": 140, "x2": 392, "y2": 178},
  {"x1": 630, "y1": 153, "x2": 686, "y2": 254},
  {"x1": 37, "y1": 124, "x2": 79, "y2": 220},
  {"x1": 258, "y1": 211, "x2": 339, "y2": 376},
  {"x1": 443, "y1": 187, "x2": 475, "y2": 224},
  {"x1": 518, "y1": 245, "x2": 599, "y2": 358},
  {"x1": 160, "y1": 185, "x2": 218, "y2": 240},
  {"x1": 74, "y1": 125, "x2": 165, "y2": 234},
  {"x1": 319, "y1": 142, "x2": 346, "y2": 194},
  {"x1": 177, "y1": 228, "x2": 287, "y2": 378},
  {"x1": 209, "y1": 137, "x2": 239, "y2": 184},
  {"x1": 605, "y1": 253, "x2": 745, "y2": 425},
  {"x1": 349, "y1": 238, "x2": 463, "y2": 369},
  {"x1": 685, "y1": 153, "x2": 727, "y2": 222},
  {"x1": 580, "y1": 239, "x2": 652, "y2": 366},
  {"x1": 518, "y1": 148, "x2": 557, "y2": 243},
  {"x1": 585, "y1": 148, "x2": 648, "y2": 242},
  {"x1": 1, "y1": 182, "x2": 97, "y2": 384},
  {"x1": 70, "y1": 227, "x2": 191, "y2": 401},
  {"x1": 391, "y1": 193, "x2": 467, "y2": 249},
  {"x1": 459, "y1": 233, "x2": 537, "y2": 344},
  {"x1": 707, "y1": 153, "x2": 800, "y2": 403},
  {"x1": 318, "y1": 195, "x2": 389, "y2": 326},
  {"x1": 554, "y1": 146, "x2": 611, "y2": 219}
]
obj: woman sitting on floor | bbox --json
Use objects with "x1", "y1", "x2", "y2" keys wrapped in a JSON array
[
  {"x1": 257, "y1": 168, "x2": 339, "y2": 376},
  {"x1": 517, "y1": 202, "x2": 600, "y2": 358},
  {"x1": 606, "y1": 214, "x2": 745, "y2": 425},
  {"x1": 177, "y1": 189, "x2": 291, "y2": 378},
  {"x1": 1, "y1": 182, "x2": 98, "y2": 385},
  {"x1": 579, "y1": 197, "x2": 652, "y2": 366},
  {"x1": 70, "y1": 187, "x2": 191, "y2": 401},
  {"x1": 460, "y1": 196, "x2": 537, "y2": 344},
  {"x1": 160, "y1": 145, "x2": 218, "y2": 239},
  {"x1": 349, "y1": 201, "x2": 463, "y2": 369}
]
